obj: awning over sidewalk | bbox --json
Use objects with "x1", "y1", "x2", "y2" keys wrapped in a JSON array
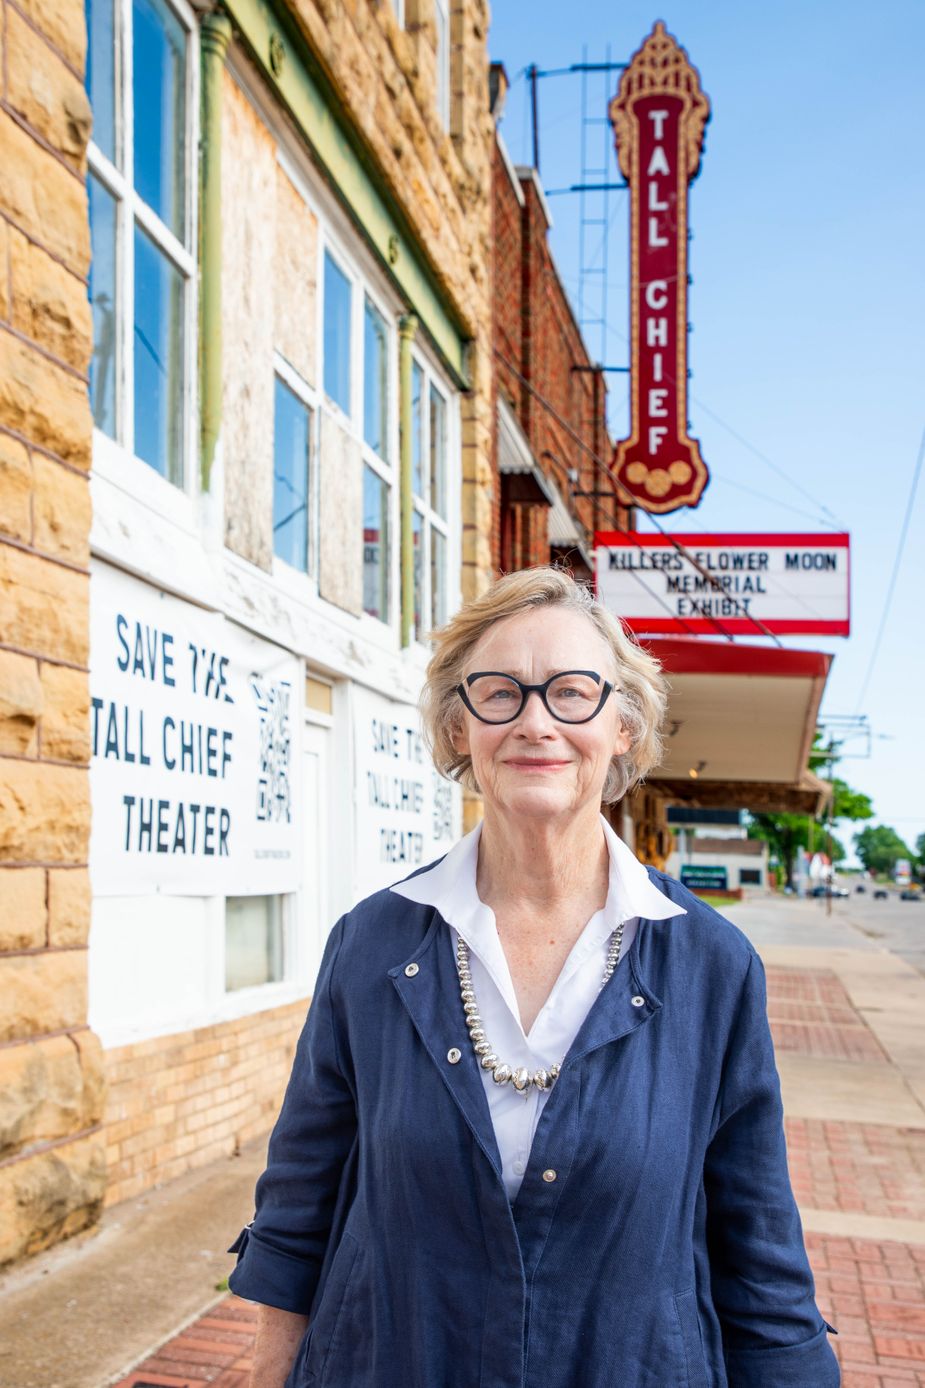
[
  {"x1": 643, "y1": 638, "x2": 833, "y2": 816},
  {"x1": 497, "y1": 397, "x2": 556, "y2": 506}
]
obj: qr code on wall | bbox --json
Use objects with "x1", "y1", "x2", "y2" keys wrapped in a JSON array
[{"x1": 251, "y1": 677, "x2": 292, "y2": 823}]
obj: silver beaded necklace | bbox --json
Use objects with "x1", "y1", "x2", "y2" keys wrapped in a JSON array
[{"x1": 454, "y1": 920, "x2": 626, "y2": 1095}]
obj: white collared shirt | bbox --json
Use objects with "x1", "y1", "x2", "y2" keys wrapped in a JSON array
[{"x1": 391, "y1": 814, "x2": 686, "y2": 1199}]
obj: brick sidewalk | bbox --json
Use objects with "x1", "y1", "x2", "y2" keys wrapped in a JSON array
[
  {"x1": 114, "y1": 1299, "x2": 257, "y2": 1387},
  {"x1": 810, "y1": 1234, "x2": 925, "y2": 1386},
  {"x1": 115, "y1": 964, "x2": 925, "y2": 1388}
]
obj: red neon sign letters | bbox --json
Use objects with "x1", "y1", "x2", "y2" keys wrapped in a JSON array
[{"x1": 609, "y1": 23, "x2": 710, "y2": 514}]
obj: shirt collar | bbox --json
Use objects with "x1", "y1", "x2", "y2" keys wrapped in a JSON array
[{"x1": 390, "y1": 813, "x2": 687, "y2": 937}]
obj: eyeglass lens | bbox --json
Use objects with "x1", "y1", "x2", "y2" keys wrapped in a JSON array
[{"x1": 466, "y1": 673, "x2": 603, "y2": 723}]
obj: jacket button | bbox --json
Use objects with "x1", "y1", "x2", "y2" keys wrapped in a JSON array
[
  {"x1": 405, "y1": 962, "x2": 420, "y2": 977},
  {"x1": 542, "y1": 1168, "x2": 557, "y2": 1183},
  {"x1": 447, "y1": 1047, "x2": 461, "y2": 1064},
  {"x1": 631, "y1": 995, "x2": 645, "y2": 1008}
]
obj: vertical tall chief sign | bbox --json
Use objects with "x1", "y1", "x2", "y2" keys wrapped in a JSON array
[{"x1": 609, "y1": 23, "x2": 710, "y2": 513}]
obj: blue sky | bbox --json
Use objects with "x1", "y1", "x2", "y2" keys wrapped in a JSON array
[{"x1": 488, "y1": 0, "x2": 925, "y2": 860}]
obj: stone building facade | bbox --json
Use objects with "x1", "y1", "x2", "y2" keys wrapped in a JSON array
[
  {"x1": 1, "y1": 0, "x2": 494, "y2": 1262},
  {"x1": 0, "y1": 0, "x2": 103, "y2": 1262}
]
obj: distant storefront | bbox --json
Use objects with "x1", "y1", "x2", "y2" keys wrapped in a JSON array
[{"x1": 665, "y1": 808, "x2": 770, "y2": 895}]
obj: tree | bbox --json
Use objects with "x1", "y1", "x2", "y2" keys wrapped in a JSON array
[
  {"x1": 747, "y1": 815, "x2": 843, "y2": 886},
  {"x1": 854, "y1": 824, "x2": 912, "y2": 877},
  {"x1": 830, "y1": 778, "x2": 874, "y2": 822},
  {"x1": 747, "y1": 733, "x2": 872, "y2": 887},
  {"x1": 916, "y1": 832, "x2": 925, "y2": 863}
]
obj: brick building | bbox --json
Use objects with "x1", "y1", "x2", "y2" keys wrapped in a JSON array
[
  {"x1": 491, "y1": 68, "x2": 632, "y2": 583},
  {"x1": 1, "y1": 0, "x2": 495, "y2": 1263}
]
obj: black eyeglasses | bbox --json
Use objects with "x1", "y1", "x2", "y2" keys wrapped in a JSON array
[{"x1": 456, "y1": 670, "x2": 615, "y2": 725}]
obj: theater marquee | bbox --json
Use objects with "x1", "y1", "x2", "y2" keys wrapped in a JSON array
[
  {"x1": 609, "y1": 22, "x2": 710, "y2": 513},
  {"x1": 594, "y1": 532, "x2": 851, "y2": 636}
]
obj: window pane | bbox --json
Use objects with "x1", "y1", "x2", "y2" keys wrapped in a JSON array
[
  {"x1": 85, "y1": 0, "x2": 117, "y2": 163},
  {"x1": 134, "y1": 221, "x2": 184, "y2": 483},
  {"x1": 225, "y1": 895, "x2": 284, "y2": 991},
  {"x1": 412, "y1": 508, "x2": 423, "y2": 640},
  {"x1": 324, "y1": 252, "x2": 352, "y2": 414},
  {"x1": 430, "y1": 384, "x2": 447, "y2": 517},
  {"x1": 88, "y1": 173, "x2": 118, "y2": 438},
  {"x1": 431, "y1": 526, "x2": 447, "y2": 630},
  {"x1": 363, "y1": 297, "x2": 388, "y2": 460},
  {"x1": 133, "y1": 0, "x2": 187, "y2": 240},
  {"x1": 273, "y1": 377, "x2": 310, "y2": 571},
  {"x1": 363, "y1": 464, "x2": 390, "y2": 622},
  {"x1": 411, "y1": 361, "x2": 423, "y2": 497}
]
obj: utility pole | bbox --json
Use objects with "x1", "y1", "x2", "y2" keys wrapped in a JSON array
[
  {"x1": 528, "y1": 64, "x2": 540, "y2": 170},
  {"x1": 826, "y1": 737, "x2": 837, "y2": 918}
]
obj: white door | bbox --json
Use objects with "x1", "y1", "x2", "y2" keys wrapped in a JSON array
[{"x1": 301, "y1": 722, "x2": 329, "y2": 988}]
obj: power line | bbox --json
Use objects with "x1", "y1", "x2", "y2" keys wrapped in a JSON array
[
  {"x1": 854, "y1": 424, "x2": 925, "y2": 712},
  {"x1": 688, "y1": 392, "x2": 849, "y2": 532},
  {"x1": 554, "y1": 260, "x2": 848, "y2": 533},
  {"x1": 712, "y1": 475, "x2": 839, "y2": 530},
  {"x1": 494, "y1": 347, "x2": 785, "y2": 647}
]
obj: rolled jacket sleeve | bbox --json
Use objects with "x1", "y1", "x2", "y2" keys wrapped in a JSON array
[
  {"x1": 228, "y1": 916, "x2": 357, "y2": 1314},
  {"x1": 704, "y1": 951, "x2": 840, "y2": 1386}
]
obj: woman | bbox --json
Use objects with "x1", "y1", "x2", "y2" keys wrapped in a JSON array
[{"x1": 229, "y1": 567, "x2": 839, "y2": 1387}]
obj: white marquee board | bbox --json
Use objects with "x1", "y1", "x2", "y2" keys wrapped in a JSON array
[{"x1": 594, "y1": 532, "x2": 850, "y2": 636}]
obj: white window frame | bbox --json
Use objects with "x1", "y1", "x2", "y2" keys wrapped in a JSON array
[
  {"x1": 317, "y1": 226, "x2": 401, "y2": 641},
  {"x1": 359, "y1": 284, "x2": 398, "y2": 632},
  {"x1": 271, "y1": 351, "x2": 320, "y2": 597},
  {"x1": 222, "y1": 890, "x2": 294, "y2": 997},
  {"x1": 434, "y1": 0, "x2": 450, "y2": 128},
  {"x1": 410, "y1": 347, "x2": 456, "y2": 644},
  {"x1": 87, "y1": 0, "x2": 200, "y2": 512},
  {"x1": 320, "y1": 243, "x2": 356, "y2": 427}
]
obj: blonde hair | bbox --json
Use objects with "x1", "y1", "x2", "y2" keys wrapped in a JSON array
[{"x1": 421, "y1": 567, "x2": 667, "y2": 803}]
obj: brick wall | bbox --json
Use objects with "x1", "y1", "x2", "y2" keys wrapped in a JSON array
[
  {"x1": 491, "y1": 140, "x2": 632, "y2": 574},
  {"x1": 103, "y1": 1001, "x2": 308, "y2": 1208},
  {"x1": 0, "y1": 0, "x2": 104, "y2": 1266}
]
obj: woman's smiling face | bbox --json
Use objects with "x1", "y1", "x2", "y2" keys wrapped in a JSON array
[{"x1": 453, "y1": 606, "x2": 630, "y2": 823}]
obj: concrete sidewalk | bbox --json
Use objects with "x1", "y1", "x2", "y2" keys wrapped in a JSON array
[
  {"x1": 2, "y1": 892, "x2": 924, "y2": 1387},
  {"x1": 0, "y1": 1139, "x2": 265, "y2": 1388}
]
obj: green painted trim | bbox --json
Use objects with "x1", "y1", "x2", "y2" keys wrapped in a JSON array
[
  {"x1": 399, "y1": 314, "x2": 418, "y2": 647},
  {"x1": 221, "y1": 0, "x2": 470, "y2": 388},
  {"x1": 199, "y1": 13, "x2": 233, "y2": 491}
]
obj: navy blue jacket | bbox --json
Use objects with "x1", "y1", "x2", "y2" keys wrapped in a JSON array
[{"x1": 229, "y1": 868, "x2": 839, "y2": 1387}]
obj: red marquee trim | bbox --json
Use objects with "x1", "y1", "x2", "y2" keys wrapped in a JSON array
[
  {"x1": 595, "y1": 531, "x2": 850, "y2": 548},
  {"x1": 642, "y1": 637, "x2": 833, "y2": 680}
]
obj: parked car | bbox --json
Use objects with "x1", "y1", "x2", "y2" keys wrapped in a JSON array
[
  {"x1": 854, "y1": 883, "x2": 866, "y2": 893},
  {"x1": 873, "y1": 888, "x2": 889, "y2": 900},
  {"x1": 900, "y1": 887, "x2": 921, "y2": 901}
]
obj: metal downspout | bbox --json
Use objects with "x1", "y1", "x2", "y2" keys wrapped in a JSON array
[
  {"x1": 399, "y1": 314, "x2": 418, "y2": 646},
  {"x1": 199, "y1": 11, "x2": 232, "y2": 492}
]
